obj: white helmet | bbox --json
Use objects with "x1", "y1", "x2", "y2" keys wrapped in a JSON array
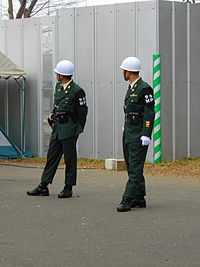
[
  {"x1": 54, "y1": 60, "x2": 74, "y2": 76},
  {"x1": 120, "y1": 57, "x2": 141, "y2": 72}
]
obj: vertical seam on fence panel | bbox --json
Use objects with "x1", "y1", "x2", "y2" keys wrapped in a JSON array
[
  {"x1": 187, "y1": 3, "x2": 190, "y2": 158},
  {"x1": 135, "y1": 2, "x2": 138, "y2": 56},
  {"x1": 172, "y1": 1, "x2": 176, "y2": 161},
  {"x1": 20, "y1": 19, "x2": 24, "y2": 150},
  {"x1": 4, "y1": 21, "x2": 8, "y2": 134},
  {"x1": 55, "y1": 10, "x2": 59, "y2": 70},
  {"x1": 113, "y1": 4, "x2": 117, "y2": 158},
  {"x1": 37, "y1": 18, "x2": 42, "y2": 156},
  {"x1": 92, "y1": 6, "x2": 95, "y2": 159},
  {"x1": 156, "y1": 0, "x2": 159, "y2": 54},
  {"x1": 94, "y1": 6, "x2": 97, "y2": 159}
]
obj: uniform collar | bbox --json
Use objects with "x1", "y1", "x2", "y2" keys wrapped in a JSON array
[
  {"x1": 62, "y1": 79, "x2": 72, "y2": 90},
  {"x1": 129, "y1": 77, "x2": 141, "y2": 89}
]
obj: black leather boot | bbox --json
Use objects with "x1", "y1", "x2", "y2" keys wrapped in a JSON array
[
  {"x1": 117, "y1": 197, "x2": 133, "y2": 212},
  {"x1": 58, "y1": 185, "x2": 73, "y2": 199},
  {"x1": 27, "y1": 182, "x2": 49, "y2": 196},
  {"x1": 132, "y1": 198, "x2": 146, "y2": 208}
]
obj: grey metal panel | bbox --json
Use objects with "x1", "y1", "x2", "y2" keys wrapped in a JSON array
[
  {"x1": 40, "y1": 16, "x2": 55, "y2": 26},
  {"x1": 7, "y1": 79, "x2": 21, "y2": 148},
  {"x1": 137, "y1": 1, "x2": 156, "y2": 85},
  {"x1": 40, "y1": 16, "x2": 56, "y2": 155},
  {"x1": 6, "y1": 20, "x2": 22, "y2": 148},
  {"x1": 23, "y1": 18, "x2": 39, "y2": 156},
  {"x1": 75, "y1": 6, "x2": 94, "y2": 158},
  {"x1": 6, "y1": 20, "x2": 22, "y2": 66},
  {"x1": 175, "y1": 2, "x2": 187, "y2": 159},
  {"x1": 57, "y1": 8, "x2": 75, "y2": 63},
  {"x1": 0, "y1": 22, "x2": 5, "y2": 130},
  {"x1": 115, "y1": 3, "x2": 136, "y2": 158},
  {"x1": 95, "y1": 5, "x2": 115, "y2": 159},
  {"x1": 0, "y1": 80, "x2": 5, "y2": 129},
  {"x1": 159, "y1": 1, "x2": 173, "y2": 161},
  {"x1": 137, "y1": 1, "x2": 157, "y2": 162},
  {"x1": 0, "y1": 21, "x2": 5, "y2": 53},
  {"x1": 190, "y1": 4, "x2": 200, "y2": 158}
]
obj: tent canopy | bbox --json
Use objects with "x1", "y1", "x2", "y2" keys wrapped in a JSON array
[
  {"x1": 0, "y1": 127, "x2": 24, "y2": 158},
  {"x1": 0, "y1": 51, "x2": 28, "y2": 157},
  {"x1": 0, "y1": 51, "x2": 26, "y2": 79}
]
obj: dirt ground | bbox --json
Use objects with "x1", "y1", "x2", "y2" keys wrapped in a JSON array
[
  {"x1": 144, "y1": 158, "x2": 200, "y2": 179},
  {"x1": 0, "y1": 157, "x2": 200, "y2": 179}
]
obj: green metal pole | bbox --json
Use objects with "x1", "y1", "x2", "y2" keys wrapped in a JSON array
[
  {"x1": 22, "y1": 77, "x2": 26, "y2": 153},
  {"x1": 153, "y1": 54, "x2": 162, "y2": 163}
]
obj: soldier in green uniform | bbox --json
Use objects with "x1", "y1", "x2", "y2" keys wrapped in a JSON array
[
  {"x1": 117, "y1": 57, "x2": 155, "y2": 212},
  {"x1": 27, "y1": 60, "x2": 88, "y2": 198}
]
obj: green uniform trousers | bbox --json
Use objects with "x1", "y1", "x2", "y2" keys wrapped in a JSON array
[
  {"x1": 41, "y1": 136, "x2": 78, "y2": 186},
  {"x1": 123, "y1": 138, "x2": 148, "y2": 199}
]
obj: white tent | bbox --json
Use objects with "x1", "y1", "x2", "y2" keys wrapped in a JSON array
[
  {"x1": 0, "y1": 51, "x2": 26, "y2": 79},
  {"x1": 0, "y1": 51, "x2": 27, "y2": 158}
]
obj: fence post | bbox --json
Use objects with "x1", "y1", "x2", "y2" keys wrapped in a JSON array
[{"x1": 153, "y1": 54, "x2": 162, "y2": 163}]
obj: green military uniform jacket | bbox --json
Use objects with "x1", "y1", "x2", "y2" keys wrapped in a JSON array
[
  {"x1": 51, "y1": 80, "x2": 88, "y2": 140},
  {"x1": 123, "y1": 78, "x2": 155, "y2": 144}
]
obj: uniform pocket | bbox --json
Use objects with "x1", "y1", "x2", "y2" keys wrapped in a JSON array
[{"x1": 127, "y1": 112, "x2": 140, "y2": 125}]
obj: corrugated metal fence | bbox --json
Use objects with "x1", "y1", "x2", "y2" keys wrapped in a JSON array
[{"x1": 0, "y1": 1, "x2": 200, "y2": 161}]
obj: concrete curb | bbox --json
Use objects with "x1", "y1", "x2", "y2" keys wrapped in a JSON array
[{"x1": 105, "y1": 159, "x2": 126, "y2": 171}]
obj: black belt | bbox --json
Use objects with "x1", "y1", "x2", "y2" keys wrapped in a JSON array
[
  {"x1": 54, "y1": 112, "x2": 68, "y2": 123},
  {"x1": 54, "y1": 111, "x2": 77, "y2": 124}
]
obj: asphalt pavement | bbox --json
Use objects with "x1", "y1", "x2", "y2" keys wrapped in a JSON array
[{"x1": 0, "y1": 164, "x2": 200, "y2": 267}]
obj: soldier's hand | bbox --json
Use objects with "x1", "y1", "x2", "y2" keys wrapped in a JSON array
[
  {"x1": 140, "y1": 136, "x2": 150, "y2": 146},
  {"x1": 48, "y1": 113, "x2": 53, "y2": 120},
  {"x1": 47, "y1": 113, "x2": 54, "y2": 128}
]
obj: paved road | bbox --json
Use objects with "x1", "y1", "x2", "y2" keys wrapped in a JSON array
[{"x1": 0, "y1": 164, "x2": 200, "y2": 267}]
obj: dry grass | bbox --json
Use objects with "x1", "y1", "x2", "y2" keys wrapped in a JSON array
[
  {"x1": 0, "y1": 157, "x2": 200, "y2": 178},
  {"x1": 144, "y1": 158, "x2": 200, "y2": 178},
  {"x1": 0, "y1": 157, "x2": 105, "y2": 169}
]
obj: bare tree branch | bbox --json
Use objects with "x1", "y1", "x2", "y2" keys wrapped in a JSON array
[
  {"x1": 30, "y1": 0, "x2": 85, "y2": 17},
  {"x1": 5, "y1": 0, "x2": 86, "y2": 19},
  {"x1": 7, "y1": 0, "x2": 14, "y2": 19},
  {"x1": 16, "y1": 0, "x2": 27, "y2": 19},
  {"x1": 24, "y1": 0, "x2": 38, "y2": 18},
  {"x1": 30, "y1": 1, "x2": 49, "y2": 17}
]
